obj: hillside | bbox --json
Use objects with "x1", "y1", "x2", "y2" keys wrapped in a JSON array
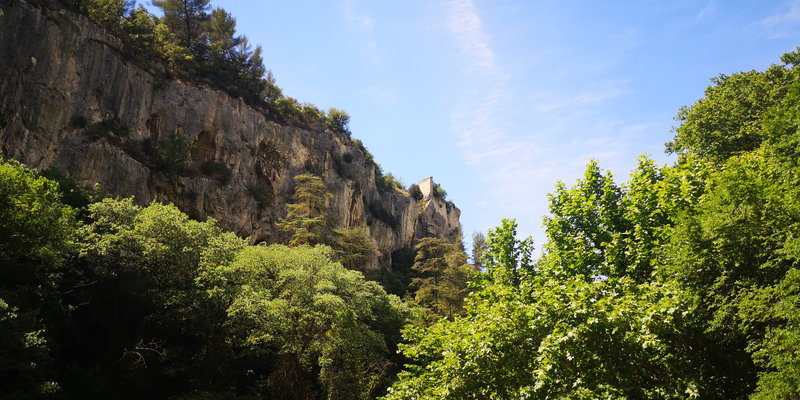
[{"x1": 0, "y1": 0, "x2": 461, "y2": 267}]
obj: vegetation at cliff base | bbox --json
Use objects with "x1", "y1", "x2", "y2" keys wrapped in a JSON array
[{"x1": 0, "y1": 160, "x2": 412, "y2": 399}]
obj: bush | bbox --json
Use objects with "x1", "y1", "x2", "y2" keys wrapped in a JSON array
[
  {"x1": 368, "y1": 201, "x2": 399, "y2": 229},
  {"x1": 199, "y1": 161, "x2": 232, "y2": 185},
  {"x1": 247, "y1": 183, "x2": 273, "y2": 207},
  {"x1": 434, "y1": 184, "x2": 447, "y2": 200},
  {"x1": 85, "y1": 117, "x2": 131, "y2": 141},
  {"x1": 273, "y1": 97, "x2": 303, "y2": 123},
  {"x1": 150, "y1": 130, "x2": 192, "y2": 174},
  {"x1": 300, "y1": 103, "x2": 324, "y2": 125},
  {"x1": 408, "y1": 184, "x2": 423, "y2": 201},
  {"x1": 326, "y1": 108, "x2": 351, "y2": 135}
]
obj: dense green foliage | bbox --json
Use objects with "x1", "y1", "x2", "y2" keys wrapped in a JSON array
[
  {"x1": 0, "y1": 160, "x2": 77, "y2": 398},
  {"x1": 0, "y1": 160, "x2": 410, "y2": 399},
  {"x1": 410, "y1": 237, "x2": 471, "y2": 321},
  {"x1": 9, "y1": 3, "x2": 800, "y2": 398},
  {"x1": 278, "y1": 174, "x2": 378, "y2": 273},
  {"x1": 277, "y1": 174, "x2": 335, "y2": 247},
  {"x1": 385, "y1": 50, "x2": 800, "y2": 399}
]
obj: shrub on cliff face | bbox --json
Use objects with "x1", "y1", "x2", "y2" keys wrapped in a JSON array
[
  {"x1": 408, "y1": 184, "x2": 423, "y2": 201},
  {"x1": 433, "y1": 184, "x2": 447, "y2": 200},
  {"x1": 150, "y1": 129, "x2": 193, "y2": 174},
  {"x1": 368, "y1": 201, "x2": 399, "y2": 229}
]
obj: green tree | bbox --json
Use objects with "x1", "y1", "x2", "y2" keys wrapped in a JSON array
[
  {"x1": 222, "y1": 244, "x2": 410, "y2": 400},
  {"x1": 74, "y1": 198, "x2": 247, "y2": 396},
  {"x1": 410, "y1": 237, "x2": 471, "y2": 320},
  {"x1": 0, "y1": 159, "x2": 76, "y2": 399},
  {"x1": 82, "y1": 0, "x2": 133, "y2": 32},
  {"x1": 408, "y1": 184, "x2": 423, "y2": 201},
  {"x1": 542, "y1": 161, "x2": 627, "y2": 280},
  {"x1": 121, "y1": 6, "x2": 160, "y2": 64},
  {"x1": 277, "y1": 174, "x2": 335, "y2": 246},
  {"x1": 482, "y1": 219, "x2": 534, "y2": 288},
  {"x1": 665, "y1": 58, "x2": 799, "y2": 164},
  {"x1": 326, "y1": 108, "x2": 351, "y2": 135},
  {"x1": 152, "y1": 0, "x2": 211, "y2": 46},
  {"x1": 385, "y1": 220, "x2": 700, "y2": 400},
  {"x1": 205, "y1": 7, "x2": 240, "y2": 57},
  {"x1": 653, "y1": 50, "x2": 800, "y2": 399},
  {"x1": 334, "y1": 226, "x2": 376, "y2": 271},
  {"x1": 153, "y1": 17, "x2": 194, "y2": 76},
  {"x1": 469, "y1": 231, "x2": 486, "y2": 271},
  {"x1": 410, "y1": 238, "x2": 449, "y2": 315}
]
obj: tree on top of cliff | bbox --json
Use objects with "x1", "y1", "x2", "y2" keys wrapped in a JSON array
[
  {"x1": 79, "y1": 0, "x2": 134, "y2": 31},
  {"x1": 326, "y1": 108, "x2": 351, "y2": 135},
  {"x1": 152, "y1": 0, "x2": 211, "y2": 46}
]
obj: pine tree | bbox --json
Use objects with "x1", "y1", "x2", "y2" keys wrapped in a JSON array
[
  {"x1": 470, "y1": 231, "x2": 487, "y2": 271},
  {"x1": 411, "y1": 237, "x2": 471, "y2": 320},
  {"x1": 152, "y1": 0, "x2": 210, "y2": 46},
  {"x1": 334, "y1": 226, "x2": 376, "y2": 271},
  {"x1": 277, "y1": 174, "x2": 334, "y2": 247}
]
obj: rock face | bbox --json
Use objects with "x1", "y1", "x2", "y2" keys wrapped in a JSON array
[{"x1": 0, "y1": 0, "x2": 462, "y2": 267}]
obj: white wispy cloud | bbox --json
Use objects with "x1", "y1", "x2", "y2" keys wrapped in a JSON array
[
  {"x1": 761, "y1": 1, "x2": 800, "y2": 38},
  {"x1": 440, "y1": 0, "x2": 658, "y2": 245},
  {"x1": 532, "y1": 90, "x2": 622, "y2": 113},
  {"x1": 341, "y1": 0, "x2": 375, "y2": 29},
  {"x1": 696, "y1": 1, "x2": 716, "y2": 19},
  {"x1": 443, "y1": 0, "x2": 498, "y2": 74},
  {"x1": 340, "y1": 0, "x2": 380, "y2": 64}
]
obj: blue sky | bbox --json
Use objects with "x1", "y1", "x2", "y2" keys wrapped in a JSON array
[{"x1": 155, "y1": 0, "x2": 800, "y2": 249}]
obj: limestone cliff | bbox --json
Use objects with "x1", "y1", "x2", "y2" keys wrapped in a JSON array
[{"x1": 0, "y1": 0, "x2": 462, "y2": 266}]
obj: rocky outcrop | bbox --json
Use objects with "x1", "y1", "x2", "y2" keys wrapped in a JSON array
[{"x1": 0, "y1": 0, "x2": 461, "y2": 267}]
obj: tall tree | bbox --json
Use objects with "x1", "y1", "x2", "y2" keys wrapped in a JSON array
[
  {"x1": 482, "y1": 219, "x2": 534, "y2": 288},
  {"x1": 277, "y1": 174, "x2": 334, "y2": 247},
  {"x1": 205, "y1": 7, "x2": 240, "y2": 57},
  {"x1": 0, "y1": 159, "x2": 76, "y2": 398},
  {"x1": 410, "y1": 237, "x2": 470, "y2": 320},
  {"x1": 82, "y1": 0, "x2": 134, "y2": 32},
  {"x1": 470, "y1": 231, "x2": 487, "y2": 271},
  {"x1": 542, "y1": 160, "x2": 627, "y2": 280},
  {"x1": 334, "y1": 226, "x2": 376, "y2": 271},
  {"x1": 386, "y1": 219, "x2": 699, "y2": 400},
  {"x1": 152, "y1": 0, "x2": 210, "y2": 46},
  {"x1": 222, "y1": 244, "x2": 410, "y2": 400}
]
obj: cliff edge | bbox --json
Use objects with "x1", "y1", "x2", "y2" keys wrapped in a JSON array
[{"x1": 0, "y1": 0, "x2": 462, "y2": 266}]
